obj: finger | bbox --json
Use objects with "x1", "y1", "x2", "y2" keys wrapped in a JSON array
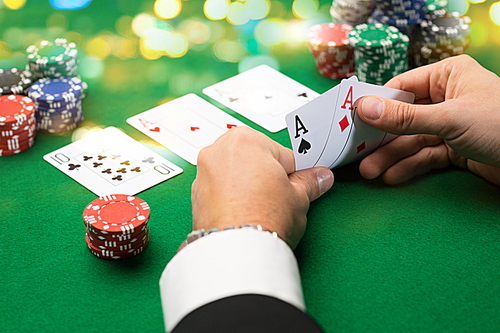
[
  {"x1": 380, "y1": 143, "x2": 451, "y2": 184},
  {"x1": 357, "y1": 95, "x2": 456, "y2": 138},
  {"x1": 384, "y1": 60, "x2": 450, "y2": 103},
  {"x1": 360, "y1": 135, "x2": 443, "y2": 179},
  {"x1": 289, "y1": 167, "x2": 334, "y2": 202}
]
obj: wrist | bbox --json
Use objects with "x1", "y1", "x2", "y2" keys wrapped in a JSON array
[{"x1": 177, "y1": 224, "x2": 279, "y2": 253}]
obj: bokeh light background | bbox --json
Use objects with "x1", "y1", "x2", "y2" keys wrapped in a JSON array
[{"x1": 0, "y1": 0, "x2": 497, "y2": 104}]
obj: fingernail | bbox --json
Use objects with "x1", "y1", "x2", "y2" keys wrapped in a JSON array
[
  {"x1": 317, "y1": 169, "x2": 334, "y2": 195},
  {"x1": 362, "y1": 97, "x2": 383, "y2": 120}
]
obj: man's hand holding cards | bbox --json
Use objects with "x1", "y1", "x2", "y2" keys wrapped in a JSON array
[{"x1": 286, "y1": 76, "x2": 415, "y2": 171}]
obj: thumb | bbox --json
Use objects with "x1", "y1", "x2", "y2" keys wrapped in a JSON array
[
  {"x1": 358, "y1": 96, "x2": 453, "y2": 137},
  {"x1": 289, "y1": 167, "x2": 334, "y2": 202}
]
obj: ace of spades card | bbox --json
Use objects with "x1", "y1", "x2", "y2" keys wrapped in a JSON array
[
  {"x1": 203, "y1": 65, "x2": 320, "y2": 133},
  {"x1": 286, "y1": 77, "x2": 415, "y2": 171},
  {"x1": 43, "y1": 127, "x2": 183, "y2": 196}
]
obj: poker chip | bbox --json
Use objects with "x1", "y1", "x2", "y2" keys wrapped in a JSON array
[
  {"x1": 0, "y1": 95, "x2": 36, "y2": 156},
  {"x1": 349, "y1": 23, "x2": 408, "y2": 85},
  {"x1": 26, "y1": 38, "x2": 79, "y2": 80},
  {"x1": 330, "y1": 0, "x2": 376, "y2": 26},
  {"x1": 427, "y1": 0, "x2": 447, "y2": 11},
  {"x1": 307, "y1": 23, "x2": 355, "y2": 80},
  {"x1": 82, "y1": 194, "x2": 151, "y2": 260},
  {"x1": 0, "y1": 69, "x2": 33, "y2": 96},
  {"x1": 409, "y1": 11, "x2": 471, "y2": 67},
  {"x1": 370, "y1": 0, "x2": 427, "y2": 34},
  {"x1": 29, "y1": 77, "x2": 84, "y2": 134}
]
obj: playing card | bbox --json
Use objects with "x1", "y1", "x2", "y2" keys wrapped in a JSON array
[
  {"x1": 202, "y1": 65, "x2": 320, "y2": 133},
  {"x1": 287, "y1": 77, "x2": 415, "y2": 170},
  {"x1": 285, "y1": 85, "x2": 340, "y2": 171},
  {"x1": 126, "y1": 94, "x2": 247, "y2": 165},
  {"x1": 325, "y1": 80, "x2": 415, "y2": 169},
  {"x1": 43, "y1": 127, "x2": 183, "y2": 196}
]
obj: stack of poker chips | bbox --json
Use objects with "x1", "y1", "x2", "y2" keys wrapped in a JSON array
[
  {"x1": 349, "y1": 23, "x2": 409, "y2": 85},
  {"x1": 29, "y1": 77, "x2": 84, "y2": 134},
  {"x1": 26, "y1": 38, "x2": 88, "y2": 99},
  {"x1": 0, "y1": 95, "x2": 36, "y2": 156},
  {"x1": 409, "y1": 11, "x2": 471, "y2": 68},
  {"x1": 0, "y1": 68, "x2": 33, "y2": 96},
  {"x1": 307, "y1": 23, "x2": 355, "y2": 80},
  {"x1": 368, "y1": 0, "x2": 427, "y2": 36},
  {"x1": 330, "y1": 0, "x2": 376, "y2": 27},
  {"x1": 26, "y1": 38, "x2": 79, "y2": 80},
  {"x1": 83, "y1": 194, "x2": 150, "y2": 260}
]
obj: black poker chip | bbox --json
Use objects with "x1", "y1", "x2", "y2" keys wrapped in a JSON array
[{"x1": 0, "y1": 68, "x2": 33, "y2": 95}]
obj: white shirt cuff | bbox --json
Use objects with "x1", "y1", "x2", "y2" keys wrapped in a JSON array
[{"x1": 159, "y1": 228, "x2": 305, "y2": 332}]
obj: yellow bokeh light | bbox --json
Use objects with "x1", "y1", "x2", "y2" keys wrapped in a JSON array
[
  {"x1": 469, "y1": 0, "x2": 485, "y2": 3},
  {"x1": 111, "y1": 37, "x2": 138, "y2": 59},
  {"x1": 213, "y1": 39, "x2": 246, "y2": 62},
  {"x1": 254, "y1": 19, "x2": 286, "y2": 46},
  {"x1": 154, "y1": 0, "x2": 182, "y2": 19},
  {"x1": 269, "y1": 1, "x2": 286, "y2": 18},
  {"x1": 292, "y1": 0, "x2": 318, "y2": 19},
  {"x1": 469, "y1": 21, "x2": 488, "y2": 46},
  {"x1": 285, "y1": 19, "x2": 307, "y2": 43},
  {"x1": 116, "y1": 16, "x2": 134, "y2": 37},
  {"x1": 246, "y1": 0, "x2": 270, "y2": 20},
  {"x1": 140, "y1": 40, "x2": 163, "y2": 60},
  {"x1": 4, "y1": 0, "x2": 26, "y2": 10},
  {"x1": 186, "y1": 21, "x2": 211, "y2": 44},
  {"x1": 227, "y1": 1, "x2": 249, "y2": 25},
  {"x1": 204, "y1": 0, "x2": 230, "y2": 20},
  {"x1": 65, "y1": 31, "x2": 83, "y2": 46},
  {"x1": 132, "y1": 13, "x2": 157, "y2": 37},
  {"x1": 47, "y1": 13, "x2": 68, "y2": 32},
  {"x1": 165, "y1": 33, "x2": 188, "y2": 58},
  {"x1": 491, "y1": 2, "x2": 500, "y2": 25},
  {"x1": 86, "y1": 38, "x2": 111, "y2": 60},
  {"x1": 72, "y1": 125, "x2": 105, "y2": 143},
  {"x1": 143, "y1": 28, "x2": 173, "y2": 52}
]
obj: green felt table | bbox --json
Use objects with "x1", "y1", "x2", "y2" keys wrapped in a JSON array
[{"x1": 1, "y1": 1, "x2": 500, "y2": 333}]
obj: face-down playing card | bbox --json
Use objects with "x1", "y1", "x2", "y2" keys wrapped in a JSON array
[
  {"x1": 43, "y1": 127, "x2": 183, "y2": 196},
  {"x1": 287, "y1": 77, "x2": 415, "y2": 170},
  {"x1": 203, "y1": 65, "x2": 320, "y2": 133},
  {"x1": 127, "y1": 93, "x2": 247, "y2": 165}
]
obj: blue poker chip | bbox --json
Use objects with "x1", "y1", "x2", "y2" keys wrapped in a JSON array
[{"x1": 29, "y1": 77, "x2": 82, "y2": 103}]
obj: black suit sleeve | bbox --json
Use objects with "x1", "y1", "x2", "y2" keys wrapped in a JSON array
[{"x1": 172, "y1": 293, "x2": 324, "y2": 333}]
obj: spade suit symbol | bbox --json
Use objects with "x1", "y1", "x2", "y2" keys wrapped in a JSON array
[{"x1": 298, "y1": 138, "x2": 311, "y2": 155}]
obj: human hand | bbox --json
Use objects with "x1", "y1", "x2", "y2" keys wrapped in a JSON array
[
  {"x1": 356, "y1": 55, "x2": 500, "y2": 185},
  {"x1": 191, "y1": 127, "x2": 334, "y2": 249}
]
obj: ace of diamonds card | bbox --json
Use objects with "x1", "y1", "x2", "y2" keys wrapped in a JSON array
[{"x1": 43, "y1": 127, "x2": 183, "y2": 196}]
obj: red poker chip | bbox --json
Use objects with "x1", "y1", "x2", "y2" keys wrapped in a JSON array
[
  {"x1": 88, "y1": 233, "x2": 148, "y2": 251},
  {"x1": 86, "y1": 234, "x2": 149, "y2": 260},
  {"x1": 0, "y1": 128, "x2": 36, "y2": 146},
  {"x1": 0, "y1": 122, "x2": 36, "y2": 137},
  {"x1": 0, "y1": 137, "x2": 34, "y2": 156},
  {"x1": 307, "y1": 23, "x2": 353, "y2": 50},
  {"x1": 83, "y1": 194, "x2": 150, "y2": 234},
  {"x1": 0, "y1": 135, "x2": 34, "y2": 149},
  {"x1": 0, "y1": 95, "x2": 35, "y2": 127},
  {"x1": 86, "y1": 224, "x2": 149, "y2": 242},
  {"x1": 85, "y1": 219, "x2": 149, "y2": 237},
  {"x1": 87, "y1": 227, "x2": 148, "y2": 248}
]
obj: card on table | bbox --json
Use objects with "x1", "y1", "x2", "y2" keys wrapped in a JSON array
[
  {"x1": 127, "y1": 93, "x2": 247, "y2": 165},
  {"x1": 287, "y1": 77, "x2": 415, "y2": 171},
  {"x1": 43, "y1": 126, "x2": 183, "y2": 196},
  {"x1": 202, "y1": 65, "x2": 320, "y2": 133}
]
